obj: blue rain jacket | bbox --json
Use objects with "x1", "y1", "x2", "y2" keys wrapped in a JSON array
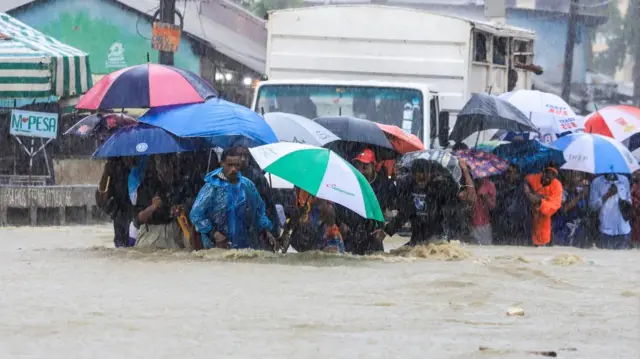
[{"x1": 189, "y1": 168, "x2": 272, "y2": 249}]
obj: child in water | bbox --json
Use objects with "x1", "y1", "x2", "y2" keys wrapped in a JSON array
[
  {"x1": 315, "y1": 198, "x2": 345, "y2": 254},
  {"x1": 283, "y1": 187, "x2": 345, "y2": 254}
]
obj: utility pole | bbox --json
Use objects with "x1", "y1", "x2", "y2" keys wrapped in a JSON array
[
  {"x1": 158, "y1": 0, "x2": 176, "y2": 65},
  {"x1": 561, "y1": 0, "x2": 579, "y2": 102}
]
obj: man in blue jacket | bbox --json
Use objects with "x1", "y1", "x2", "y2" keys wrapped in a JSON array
[{"x1": 190, "y1": 147, "x2": 276, "y2": 250}]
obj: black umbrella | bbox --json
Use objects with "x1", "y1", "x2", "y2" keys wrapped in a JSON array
[
  {"x1": 449, "y1": 93, "x2": 538, "y2": 143},
  {"x1": 313, "y1": 116, "x2": 397, "y2": 160},
  {"x1": 396, "y1": 149, "x2": 462, "y2": 188}
]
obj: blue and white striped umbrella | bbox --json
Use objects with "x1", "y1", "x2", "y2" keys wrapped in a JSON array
[{"x1": 552, "y1": 133, "x2": 640, "y2": 174}]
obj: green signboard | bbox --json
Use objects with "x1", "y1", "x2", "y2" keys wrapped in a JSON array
[
  {"x1": 14, "y1": 0, "x2": 200, "y2": 75},
  {"x1": 10, "y1": 110, "x2": 59, "y2": 139}
]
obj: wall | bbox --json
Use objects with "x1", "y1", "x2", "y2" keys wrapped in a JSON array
[
  {"x1": 506, "y1": 9, "x2": 588, "y2": 84},
  {"x1": 11, "y1": 0, "x2": 200, "y2": 74}
]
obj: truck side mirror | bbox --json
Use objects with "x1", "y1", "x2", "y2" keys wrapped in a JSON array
[{"x1": 438, "y1": 111, "x2": 450, "y2": 148}]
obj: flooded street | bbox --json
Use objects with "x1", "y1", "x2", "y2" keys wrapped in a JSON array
[{"x1": 0, "y1": 226, "x2": 638, "y2": 359}]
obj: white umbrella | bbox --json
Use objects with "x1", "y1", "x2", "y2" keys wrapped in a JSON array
[
  {"x1": 552, "y1": 133, "x2": 639, "y2": 174},
  {"x1": 500, "y1": 90, "x2": 581, "y2": 142},
  {"x1": 263, "y1": 112, "x2": 340, "y2": 146}
]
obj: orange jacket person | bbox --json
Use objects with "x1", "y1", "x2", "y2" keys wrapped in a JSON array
[{"x1": 524, "y1": 168, "x2": 563, "y2": 246}]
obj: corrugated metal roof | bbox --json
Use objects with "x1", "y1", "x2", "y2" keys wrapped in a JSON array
[{"x1": 0, "y1": 0, "x2": 268, "y2": 72}]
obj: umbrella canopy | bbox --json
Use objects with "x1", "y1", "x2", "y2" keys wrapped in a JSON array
[
  {"x1": 264, "y1": 112, "x2": 340, "y2": 146},
  {"x1": 313, "y1": 116, "x2": 397, "y2": 160},
  {"x1": 0, "y1": 13, "x2": 92, "y2": 99},
  {"x1": 552, "y1": 133, "x2": 640, "y2": 175},
  {"x1": 454, "y1": 149, "x2": 510, "y2": 178},
  {"x1": 449, "y1": 93, "x2": 537, "y2": 142},
  {"x1": 396, "y1": 149, "x2": 462, "y2": 186},
  {"x1": 584, "y1": 105, "x2": 640, "y2": 146},
  {"x1": 490, "y1": 139, "x2": 566, "y2": 175},
  {"x1": 139, "y1": 98, "x2": 277, "y2": 148},
  {"x1": 474, "y1": 140, "x2": 510, "y2": 152},
  {"x1": 376, "y1": 124, "x2": 425, "y2": 153},
  {"x1": 499, "y1": 90, "x2": 580, "y2": 139},
  {"x1": 76, "y1": 64, "x2": 217, "y2": 110},
  {"x1": 92, "y1": 124, "x2": 209, "y2": 158},
  {"x1": 64, "y1": 113, "x2": 137, "y2": 140},
  {"x1": 249, "y1": 143, "x2": 384, "y2": 221}
]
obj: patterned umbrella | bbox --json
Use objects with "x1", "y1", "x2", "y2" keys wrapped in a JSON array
[
  {"x1": 396, "y1": 149, "x2": 462, "y2": 187},
  {"x1": 76, "y1": 63, "x2": 217, "y2": 110},
  {"x1": 454, "y1": 149, "x2": 510, "y2": 178},
  {"x1": 64, "y1": 113, "x2": 137, "y2": 141}
]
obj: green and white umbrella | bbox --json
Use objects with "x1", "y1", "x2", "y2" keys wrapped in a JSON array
[{"x1": 249, "y1": 142, "x2": 384, "y2": 221}]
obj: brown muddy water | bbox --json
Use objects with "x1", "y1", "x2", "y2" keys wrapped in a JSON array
[{"x1": 0, "y1": 226, "x2": 638, "y2": 358}]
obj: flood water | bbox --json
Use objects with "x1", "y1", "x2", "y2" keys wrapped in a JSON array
[{"x1": 0, "y1": 226, "x2": 638, "y2": 358}]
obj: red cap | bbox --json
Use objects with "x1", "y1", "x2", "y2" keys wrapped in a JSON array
[{"x1": 353, "y1": 149, "x2": 376, "y2": 164}]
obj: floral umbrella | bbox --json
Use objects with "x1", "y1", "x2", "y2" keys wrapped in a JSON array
[{"x1": 454, "y1": 149, "x2": 510, "y2": 178}]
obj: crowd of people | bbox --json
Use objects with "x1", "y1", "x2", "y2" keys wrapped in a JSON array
[{"x1": 95, "y1": 145, "x2": 640, "y2": 254}]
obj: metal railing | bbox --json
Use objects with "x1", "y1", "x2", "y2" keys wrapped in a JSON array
[{"x1": 0, "y1": 175, "x2": 49, "y2": 187}]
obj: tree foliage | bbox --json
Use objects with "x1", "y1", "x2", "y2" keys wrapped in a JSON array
[{"x1": 592, "y1": 0, "x2": 627, "y2": 76}]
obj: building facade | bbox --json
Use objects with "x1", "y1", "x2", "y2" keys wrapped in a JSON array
[{"x1": 2, "y1": 0, "x2": 268, "y2": 106}]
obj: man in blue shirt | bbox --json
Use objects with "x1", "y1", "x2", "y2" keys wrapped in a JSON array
[
  {"x1": 589, "y1": 174, "x2": 632, "y2": 249},
  {"x1": 189, "y1": 148, "x2": 275, "y2": 250}
]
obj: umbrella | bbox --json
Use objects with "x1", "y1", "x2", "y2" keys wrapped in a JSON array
[
  {"x1": 499, "y1": 90, "x2": 580, "y2": 139},
  {"x1": 92, "y1": 124, "x2": 209, "y2": 158},
  {"x1": 313, "y1": 116, "x2": 397, "y2": 160},
  {"x1": 449, "y1": 93, "x2": 537, "y2": 143},
  {"x1": 552, "y1": 133, "x2": 640, "y2": 175},
  {"x1": 376, "y1": 124, "x2": 425, "y2": 153},
  {"x1": 64, "y1": 113, "x2": 137, "y2": 140},
  {"x1": 584, "y1": 105, "x2": 640, "y2": 152},
  {"x1": 76, "y1": 63, "x2": 217, "y2": 110},
  {"x1": 248, "y1": 142, "x2": 384, "y2": 221},
  {"x1": 139, "y1": 98, "x2": 278, "y2": 148},
  {"x1": 490, "y1": 139, "x2": 566, "y2": 175},
  {"x1": 396, "y1": 149, "x2": 462, "y2": 186},
  {"x1": 454, "y1": 149, "x2": 510, "y2": 178},
  {"x1": 474, "y1": 140, "x2": 510, "y2": 152},
  {"x1": 263, "y1": 112, "x2": 340, "y2": 146}
]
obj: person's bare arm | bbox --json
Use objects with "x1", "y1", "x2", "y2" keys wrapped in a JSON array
[
  {"x1": 137, "y1": 196, "x2": 162, "y2": 224},
  {"x1": 457, "y1": 160, "x2": 476, "y2": 203}
]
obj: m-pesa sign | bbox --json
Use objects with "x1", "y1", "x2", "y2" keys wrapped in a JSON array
[{"x1": 10, "y1": 110, "x2": 58, "y2": 139}]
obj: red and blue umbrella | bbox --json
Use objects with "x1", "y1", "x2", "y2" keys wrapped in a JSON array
[{"x1": 76, "y1": 64, "x2": 217, "y2": 110}]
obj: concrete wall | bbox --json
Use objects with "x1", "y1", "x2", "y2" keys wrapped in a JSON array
[
  {"x1": 0, "y1": 185, "x2": 105, "y2": 226},
  {"x1": 53, "y1": 159, "x2": 105, "y2": 185}
]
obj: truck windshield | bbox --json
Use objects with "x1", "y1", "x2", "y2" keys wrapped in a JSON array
[{"x1": 255, "y1": 84, "x2": 425, "y2": 138}]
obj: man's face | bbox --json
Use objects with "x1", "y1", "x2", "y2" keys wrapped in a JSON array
[
  {"x1": 505, "y1": 166, "x2": 519, "y2": 183},
  {"x1": 632, "y1": 170, "x2": 640, "y2": 183},
  {"x1": 605, "y1": 173, "x2": 618, "y2": 182},
  {"x1": 541, "y1": 170, "x2": 556, "y2": 186},
  {"x1": 235, "y1": 147, "x2": 250, "y2": 171},
  {"x1": 353, "y1": 161, "x2": 374, "y2": 177},
  {"x1": 413, "y1": 169, "x2": 432, "y2": 188},
  {"x1": 223, "y1": 155, "x2": 241, "y2": 181}
]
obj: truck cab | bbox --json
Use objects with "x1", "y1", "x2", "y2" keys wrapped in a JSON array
[
  {"x1": 252, "y1": 79, "x2": 448, "y2": 147},
  {"x1": 251, "y1": 79, "x2": 448, "y2": 190}
]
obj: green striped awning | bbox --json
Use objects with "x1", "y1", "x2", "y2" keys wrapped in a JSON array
[{"x1": 0, "y1": 12, "x2": 93, "y2": 100}]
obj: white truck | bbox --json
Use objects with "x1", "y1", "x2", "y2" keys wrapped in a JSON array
[{"x1": 252, "y1": 4, "x2": 537, "y2": 148}]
